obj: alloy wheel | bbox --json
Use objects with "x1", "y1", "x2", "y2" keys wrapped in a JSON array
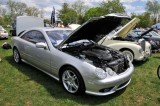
[
  {"x1": 13, "y1": 49, "x2": 21, "y2": 63},
  {"x1": 122, "y1": 50, "x2": 134, "y2": 62},
  {"x1": 62, "y1": 70, "x2": 79, "y2": 93}
]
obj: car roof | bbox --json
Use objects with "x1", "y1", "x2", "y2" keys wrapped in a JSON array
[{"x1": 27, "y1": 27, "x2": 73, "y2": 32}]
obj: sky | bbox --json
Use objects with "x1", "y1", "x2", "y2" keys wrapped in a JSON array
[{"x1": 0, "y1": 0, "x2": 159, "y2": 19}]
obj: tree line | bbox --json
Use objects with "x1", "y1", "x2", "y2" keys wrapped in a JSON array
[
  {"x1": 0, "y1": 0, "x2": 43, "y2": 25},
  {"x1": 58, "y1": 0, "x2": 126, "y2": 26},
  {"x1": 58, "y1": 0, "x2": 160, "y2": 28},
  {"x1": 0, "y1": 0, "x2": 160, "y2": 28}
]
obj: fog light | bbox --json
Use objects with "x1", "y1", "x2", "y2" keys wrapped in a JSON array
[{"x1": 99, "y1": 87, "x2": 114, "y2": 93}]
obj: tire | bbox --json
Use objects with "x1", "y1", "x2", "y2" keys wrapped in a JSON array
[
  {"x1": 157, "y1": 65, "x2": 160, "y2": 79},
  {"x1": 61, "y1": 67, "x2": 85, "y2": 95},
  {"x1": 122, "y1": 50, "x2": 134, "y2": 62},
  {"x1": 13, "y1": 48, "x2": 21, "y2": 63}
]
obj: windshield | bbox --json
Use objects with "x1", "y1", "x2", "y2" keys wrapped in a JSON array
[
  {"x1": 149, "y1": 31, "x2": 160, "y2": 37},
  {"x1": 46, "y1": 30, "x2": 73, "y2": 47},
  {"x1": 128, "y1": 31, "x2": 139, "y2": 37}
]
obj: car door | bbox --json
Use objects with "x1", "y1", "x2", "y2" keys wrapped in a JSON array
[{"x1": 21, "y1": 30, "x2": 51, "y2": 72}]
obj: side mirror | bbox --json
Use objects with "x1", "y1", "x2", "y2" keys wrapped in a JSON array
[{"x1": 36, "y1": 42, "x2": 47, "y2": 49}]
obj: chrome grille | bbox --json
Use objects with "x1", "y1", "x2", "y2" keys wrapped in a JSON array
[{"x1": 139, "y1": 39, "x2": 145, "y2": 51}]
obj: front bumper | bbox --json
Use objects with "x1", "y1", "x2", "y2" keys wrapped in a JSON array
[
  {"x1": 135, "y1": 51, "x2": 150, "y2": 61},
  {"x1": 85, "y1": 62, "x2": 134, "y2": 96}
]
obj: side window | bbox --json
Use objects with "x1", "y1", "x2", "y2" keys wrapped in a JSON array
[
  {"x1": 21, "y1": 31, "x2": 34, "y2": 42},
  {"x1": 34, "y1": 31, "x2": 46, "y2": 43},
  {"x1": 137, "y1": 32, "x2": 142, "y2": 35},
  {"x1": 21, "y1": 30, "x2": 46, "y2": 44}
]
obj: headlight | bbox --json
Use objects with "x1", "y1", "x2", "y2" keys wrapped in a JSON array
[
  {"x1": 106, "y1": 67, "x2": 114, "y2": 76},
  {"x1": 95, "y1": 68, "x2": 107, "y2": 79}
]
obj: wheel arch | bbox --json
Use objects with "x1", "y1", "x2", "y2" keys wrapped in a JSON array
[
  {"x1": 59, "y1": 64, "x2": 84, "y2": 82},
  {"x1": 13, "y1": 46, "x2": 21, "y2": 56},
  {"x1": 13, "y1": 46, "x2": 17, "y2": 50},
  {"x1": 119, "y1": 48, "x2": 134, "y2": 57},
  {"x1": 59, "y1": 64, "x2": 86, "y2": 93}
]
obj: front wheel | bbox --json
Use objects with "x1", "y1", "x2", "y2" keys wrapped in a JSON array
[
  {"x1": 13, "y1": 48, "x2": 21, "y2": 63},
  {"x1": 61, "y1": 67, "x2": 85, "y2": 95},
  {"x1": 157, "y1": 65, "x2": 160, "y2": 79},
  {"x1": 122, "y1": 50, "x2": 134, "y2": 62}
]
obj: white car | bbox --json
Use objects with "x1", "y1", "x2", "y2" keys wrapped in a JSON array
[
  {"x1": 0, "y1": 26, "x2": 8, "y2": 39},
  {"x1": 98, "y1": 18, "x2": 151, "y2": 62}
]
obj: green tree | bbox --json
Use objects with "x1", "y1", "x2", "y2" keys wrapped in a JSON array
[
  {"x1": 131, "y1": 12, "x2": 154, "y2": 28},
  {"x1": 101, "y1": 0, "x2": 125, "y2": 14},
  {"x1": 145, "y1": 0, "x2": 160, "y2": 23},
  {"x1": 84, "y1": 0, "x2": 125, "y2": 21},
  {"x1": 72, "y1": 0, "x2": 88, "y2": 24},
  {"x1": 3, "y1": 15, "x2": 11, "y2": 25},
  {"x1": 84, "y1": 7, "x2": 105, "y2": 21},
  {"x1": 72, "y1": 0, "x2": 87, "y2": 16},
  {"x1": 58, "y1": 3, "x2": 77, "y2": 26},
  {"x1": 26, "y1": 7, "x2": 40, "y2": 17},
  {"x1": 7, "y1": 0, "x2": 27, "y2": 20},
  {"x1": 0, "y1": 16, "x2": 4, "y2": 25}
]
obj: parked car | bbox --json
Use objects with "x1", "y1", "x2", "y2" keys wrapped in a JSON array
[
  {"x1": 11, "y1": 15, "x2": 134, "y2": 96},
  {"x1": 0, "y1": 26, "x2": 8, "y2": 39},
  {"x1": 125, "y1": 31, "x2": 159, "y2": 52},
  {"x1": 98, "y1": 18, "x2": 151, "y2": 62},
  {"x1": 132, "y1": 29, "x2": 160, "y2": 51}
]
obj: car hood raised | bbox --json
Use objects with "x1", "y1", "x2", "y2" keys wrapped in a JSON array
[
  {"x1": 108, "y1": 18, "x2": 140, "y2": 39},
  {"x1": 58, "y1": 14, "x2": 131, "y2": 48}
]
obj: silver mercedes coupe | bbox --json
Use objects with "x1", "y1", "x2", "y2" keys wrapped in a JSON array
[{"x1": 11, "y1": 14, "x2": 134, "y2": 96}]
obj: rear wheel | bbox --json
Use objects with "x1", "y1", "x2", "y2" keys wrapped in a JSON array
[
  {"x1": 157, "y1": 65, "x2": 160, "y2": 79},
  {"x1": 13, "y1": 48, "x2": 21, "y2": 63},
  {"x1": 61, "y1": 67, "x2": 85, "y2": 95},
  {"x1": 122, "y1": 50, "x2": 134, "y2": 62}
]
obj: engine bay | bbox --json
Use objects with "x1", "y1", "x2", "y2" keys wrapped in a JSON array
[{"x1": 62, "y1": 40, "x2": 129, "y2": 74}]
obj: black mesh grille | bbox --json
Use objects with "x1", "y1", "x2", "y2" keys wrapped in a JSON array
[
  {"x1": 111, "y1": 59, "x2": 126, "y2": 74},
  {"x1": 117, "y1": 61, "x2": 125, "y2": 74}
]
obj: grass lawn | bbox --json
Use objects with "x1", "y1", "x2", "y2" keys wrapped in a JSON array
[{"x1": 0, "y1": 32, "x2": 160, "y2": 106}]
